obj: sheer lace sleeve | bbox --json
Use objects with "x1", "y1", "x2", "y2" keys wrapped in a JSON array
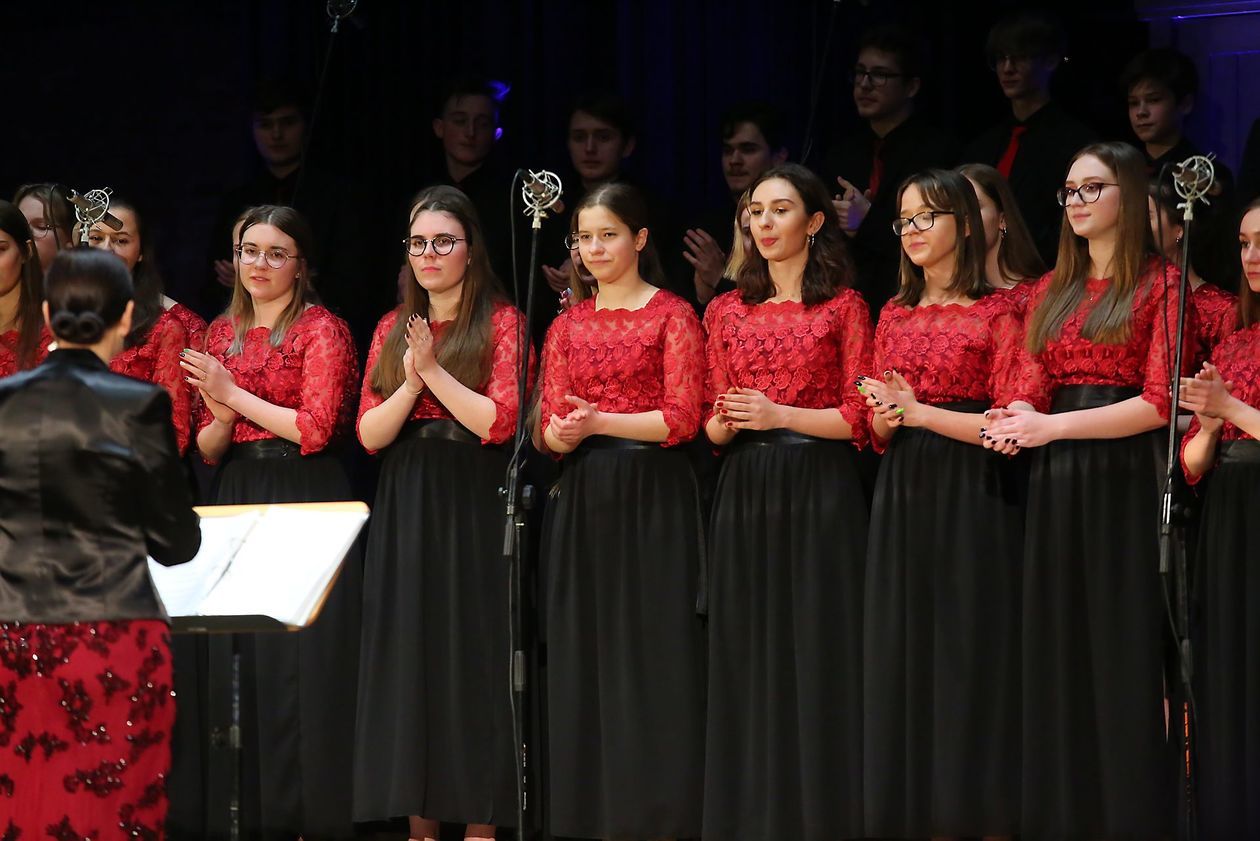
[
  {"x1": 294, "y1": 314, "x2": 358, "y2": 455},
  {"x1": 484, "y1": 304, "x2": 535, "y2": 445},
  {"x1": 356, "y1": 310, "x2": 397, "y2": 450},
  {"x1": 702, "y1": 292, "x2": 735, "y2": 423},
  {"x1": 538, "y1": 313, "x2": 572, "y2": 440},
  {"x1": 832, "y1": 291, "x2": 874, "y2": 449},
  {"x1": 659, "y1": 300, "x2": 705, "y2": 446},
  {"x1": 988, "y1": 304, "x2": 1029, "y2": 410},
  {"x1": 1141, "y1": 266, "x2": 1183, "y2": 420},
  {"x1": 148, "y1": 314, "x2": 193, "y2": 454}
]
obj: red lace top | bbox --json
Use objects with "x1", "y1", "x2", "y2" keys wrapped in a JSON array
[
  {"x1": 871, "y1": 294, "x2": 1025, "y2": 453},
  {"x1": 196, "y1": 306, "x2": 358, "y2": 458},
  {"x1": 1007, "y1": 264, "x2": 1185, "y2": 418},
  {"x1": 1191, "y1": 281, "x2": 1238, "y2": 367},
  {"x1": 168, "y1": 301, "x2": 209, "y2": 352},
  {"x1": 989, "y1": 281, "x2": 1038, "y2": 319},
  {"x1": 540, "y1": 289, "x2": 704, "y2": 449},
  {"x1": 703, "y1": 288, "x2": 873, "y2": 448},
  {"x1": 110, "y1": 309, "x2": 193, "y2": 453},
  {"x1": 1181, "y1": 321, "x2": 1260, "y2": 484},
  {"x1": 357, "y1": 302, "x2": 534, "y2": 452},
  {"x1": 0, "y1": 326, "x2": 52, "y2": 377}
]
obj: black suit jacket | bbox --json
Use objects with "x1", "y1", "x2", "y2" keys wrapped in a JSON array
[{"x1": 0, "y1": 349, "x2": 200, "y2": 623}]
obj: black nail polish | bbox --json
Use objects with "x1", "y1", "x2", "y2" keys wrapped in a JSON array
[
  {"x1": 888, "y1": 403, "x2": 898, "y2": 409},
  {"x1": 1006, "y1": 438, "x2": 1014, "y2": 443}
]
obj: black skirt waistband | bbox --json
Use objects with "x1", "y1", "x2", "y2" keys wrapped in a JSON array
[
  {"x1": 231, "y1": 438, "x2": 303, "y2": 460},
  {"x1": 730, "y1": 429, "x2": 835, "y2": 450},
  {"x1": 1219, "y1": 439, "x2": 1260, "y2": 465},
  {"x1": 1051, "y1": 385, "x2": 1141, "y2": 413},
  {"x1": 929, "y1": 400, "x2": 990, "y2": 413},
  {"x1": 577, "y1": 435, "x2": 661, "y2": 452},
  {"x1": 394, "y1": 418, "x2": 483, "y2": 446}
]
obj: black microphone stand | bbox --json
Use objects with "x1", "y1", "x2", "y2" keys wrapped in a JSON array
[
  {"x1": 502, "y1": 169, "x2": 561, "y2": 841},
  {"x1": 1159, "y1": 155, "x2": 1214, "y2": 841}
]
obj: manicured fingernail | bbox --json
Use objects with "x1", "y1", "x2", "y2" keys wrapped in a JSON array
[
  {"x1": 857, "y1": 386, "x2": 867, "y2": 394},
  {"x1": 883, "y1": 370, "x2": 891, "y2": 377},
  {"x1": 979, "y1": 428, "x2": 987, "y2": 438},
  {"x1": 1006, "y1": 438, "x2": 1014, "y2": 443},
  {"x1": 894, "y1": 407, "x2": 905, "y2": 416}
]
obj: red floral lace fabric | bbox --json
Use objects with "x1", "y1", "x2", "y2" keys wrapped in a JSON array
[
  {"x1": 540, "y1": 289, "x2": 704, "y2": 448},
  {"x1": 1006, "y1": 264, "x2": 1186, "y2": 418},
  {"x1": 1191, "y1": 281, "x2": 1238, "y2": 367},
  {"x1": 703, "y1": 288, "x2": 873, "y2": 448},
  {"x1": 357, "y1": 302, "x2": 535, "y2": 451},
  {"x1": 870, "y1": 294, "x2": 1026, "y2": 452},
  {"x1": 1181, "y1": 321, "x2": 1260, "y2": 483},
  {"x1": 989, "y1": 281, "x2": 1038, "y2": 320},
  {"x1": 0, "y1": 620, "x2": 174, "y2": 841},
  {"x1": 196, "y1": 306, "x2": 358, "y2": 456},
  {"x1": 0, "y1": 326, "x2": 53, "y2": 378},
  {"x1": 110, "y1": 310, "x2": 192, "y2": 454},
  {"x1": 167, "y1": 302, "x2": 209, "y2": 352}
]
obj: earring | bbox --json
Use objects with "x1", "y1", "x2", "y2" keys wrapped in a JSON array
[
  {"x1": 999, "y1": 226, "x2": 1007, "y2": 240},
  {"x1": 807, "y1": 233, "x2": 816, "y2": 247},
  {"x1": 1175, "y1": 232, "x2": 1183, "y2": 245}
]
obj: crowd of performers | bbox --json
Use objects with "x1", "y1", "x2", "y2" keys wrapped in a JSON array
[{"x1": 3, "y1": 138, "x2": 1259, "y2": 841}]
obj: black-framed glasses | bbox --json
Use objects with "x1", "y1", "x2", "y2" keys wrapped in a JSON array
[
  {"x1": 892, "y1": 210, "x2": 955, "y2": 236},
  {"x1": 850, "y1": 66, "x2": 905, "y2": 87},
  {"x1": 235, "y1": 243, "x2": 301, "y2": 269},
  {"x1": 1055, "y1": 182, "x2": 1118, "y2": 207},
  {"x1": 403, "y1": 235, "x2": 465, "y2": 257}
]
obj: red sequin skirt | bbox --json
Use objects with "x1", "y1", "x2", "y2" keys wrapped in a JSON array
[{"x1": 0, "y1": 619, "x2": 175, "y2": 840}]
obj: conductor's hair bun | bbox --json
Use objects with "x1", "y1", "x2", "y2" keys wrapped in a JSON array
[{"x1": 49, "y1": 309, "x2": 107, "y2": 344}]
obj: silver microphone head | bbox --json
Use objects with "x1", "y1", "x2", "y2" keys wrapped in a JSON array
[
  {"x1": 1172, "y1": 154, "x2": 1216, "y2": 205},
  {"x1": 68, "y1": 188, "x2": 121, "y2": 230},
  {"x1": 520, "y1": 170, "x2": 563, "y2": 214}
]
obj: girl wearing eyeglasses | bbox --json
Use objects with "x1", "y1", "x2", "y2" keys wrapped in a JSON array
[
  {"x1": 0, "y1": 201, "x2": 52, "y2": 377},
  {"x1": 983, "y1": 141, "x2": 1184, "y2": 840},
  {"x1": 539, "y1": 181, "x2": 707, "y2": 841},
  {"x1": 702, "y1": 164, "x2": 871, "y2": 841},
  {"x1": 1180, "y1": 198, "x2": 1260, "y2": 839},
  {"x1": 858, "y1": 169, "x2": 1026, "y2": 841},
  {"x1": 180, "y1": 204, "x2": 362, "y2": 840},
  {"x1": 80, "y1": 196, "x2": 204, "y2": 454},
  {"x1": 353, "y1": 186, "x2": 531, "y2": 841},
  {"x1": 13, "y1": 182, "x2": 76, "y2": 273}
]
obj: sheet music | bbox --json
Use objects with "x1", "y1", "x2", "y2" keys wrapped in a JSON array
[{"x1": 148, "y1": 512, "x2": 263, "y2": 617}]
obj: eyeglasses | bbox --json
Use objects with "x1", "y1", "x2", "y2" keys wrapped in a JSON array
[
  {"x1": 850, "y1": 66, "x2": 905, "y2": 88},
  {"x1": 403, "y1": 235, "x2": 465, "y2": 257},
  {"x1": 1055, "y1": 182, "x2": 1118, "y2": 207},
  {"x1": 28, "y1": 220, "x2": 58, "y2": 240},
  {"x1": 235, "y1": 243, "x2": 301, "y2": 269},
  {"x1": 892, "y1": 210, "x2": 955, "y2": 236}
]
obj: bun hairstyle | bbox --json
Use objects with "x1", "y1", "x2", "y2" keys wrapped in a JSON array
[{"x1": 44, "y1": 248, "x2": 134, "y2": 345}]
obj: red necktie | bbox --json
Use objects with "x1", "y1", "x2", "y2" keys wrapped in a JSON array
[
  {"x1": 996, "y1": 124, "x2": 1027, "y2": 179},
  {"x1": 868, "y1": 138, "x2": 886, "y2": 200}
]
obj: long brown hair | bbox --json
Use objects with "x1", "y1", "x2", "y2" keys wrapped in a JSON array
[
  {"x1": 566, "y1": 182, "x2": 666, "y2": 305},
  {"x1": 1026, "y1": 142, "x2": 1154, "y2": 352},
  {"x1": 737, "y1": 163, "x2": 855, "y2": 305},
  {"x1": 370, "y1": 185, "x2": 506, "y2": 395},
  {"x1": 892, "y1": 169, "x2": 989, "y2": 306},
  {"x1": 12, "y1": 183, "x2": 75, "y2": 252},
  {"x1": 0, "y1": 200, "x2": 46, "y2": 369},
  {"x1": 226, "y1": 205, "x2": 320, "y2": 355},
  {"x1": 104, "y1": 196, "x2": 164, "y2": 349},
  {"x1": 957, "y1": 163, "x2": 1046, "y2": 284},
  {"x1": 1240, "y1": 197, "x2": 1260, "y2": 329}
]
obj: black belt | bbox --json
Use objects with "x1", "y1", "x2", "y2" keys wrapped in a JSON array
[
  {"x1": 231, "y1": 438, "x2": 302, "y2": 460},
  {"x1": 1219, "y1": 439, "x2": 1260, "y2": 465},
  {"x1": 577, "y1": 435, "x2": 660, "y2": 452},
  {"x1": 729, "y1": 429, "x2": 834, "y2": 450},
  {"x1": 929, "y1": 400, "x2": 989, "y2": 413},
  {"x1": 394, "y1": 418, "x2": 482, "y2": 446},
  {"x1": 1051, "y1": 385, "x2": 1141, "y2": 413}
]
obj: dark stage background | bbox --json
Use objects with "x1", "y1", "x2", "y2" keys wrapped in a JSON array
[{"x1": 6, "y1": 0, "x2": 1259, "y2": 314}]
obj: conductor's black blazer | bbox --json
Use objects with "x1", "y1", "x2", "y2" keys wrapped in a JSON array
[{"x1": 0, "y1": 348, "x2": 200, "y2": 623}]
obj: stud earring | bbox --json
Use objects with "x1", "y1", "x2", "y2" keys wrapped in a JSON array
[
  {"x1": 999, "y1": 226, "x2": 1007, "y2": 240},
  {"x1": 807, "y1": 233, "x2": 816, "y2": 247}
]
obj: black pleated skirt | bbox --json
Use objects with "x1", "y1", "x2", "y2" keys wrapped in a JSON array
[
  {"x1": 1194, "y1": 440, "x2": 1260, "y2": 839},
  {"x1": 213, "y1": 440, "x2": 362, "y2": 840},
  {"x1": 703, "y1": 431, "x2": 867, "y2": 841},
  {"x1": 1020, "y1": 386, "x2": 1174, "y2": 841},
  {"x1": 353, "y1": 421, "x2": 516, "y2": 826},
  {"x1": 542, "y1": 437, "x2": 706, "y2": 840},
  {"x1": 863, "y1": 406, "x2": 1025, "y2": 838}
]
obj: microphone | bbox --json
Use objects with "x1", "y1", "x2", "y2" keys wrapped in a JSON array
[
  {"x1": 518, "y1": 169, "x2": 563, "y2": 215},
  {"x1": 67, "y1": 188, "x2": 123, "y2": 232},
  {"x1": 1171, "y1": 154, "x2": 1217, "y2": 205}
]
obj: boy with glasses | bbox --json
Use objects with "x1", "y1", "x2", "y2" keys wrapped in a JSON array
[
  {"x1": 819, "y1": 23, "x2": 956, "y2": 315},
  {"x1": 963, "y1": 10, "x2": 1095, "y2": 265}
]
